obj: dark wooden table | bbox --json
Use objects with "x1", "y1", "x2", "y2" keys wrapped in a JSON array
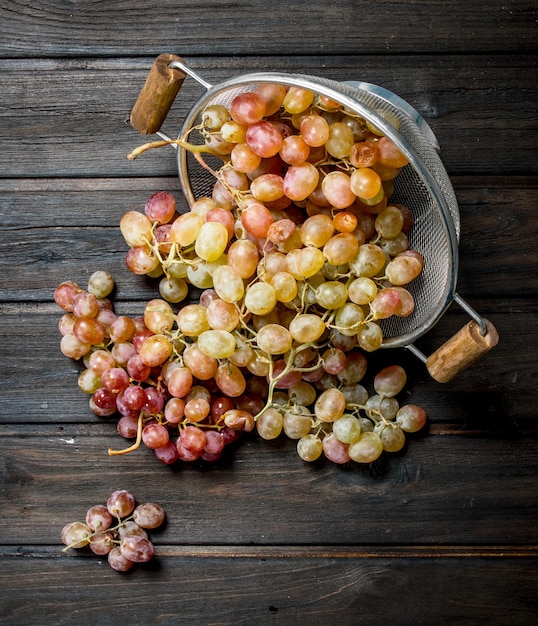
[{"x1": 1, "y1": 2, "x2": 537, "y2": 624}]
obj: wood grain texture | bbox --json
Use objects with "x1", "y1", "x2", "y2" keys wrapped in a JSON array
[
  {"x1": 2, "y1": 0, "x2": 537, "y2": 56},
  {"x1": 0, "y1": 56, "x2": 536, "y2": 177},
  {"x1": 1, "y1": 1, "x2": 537, "y2": 624},
  {"x1": 2, "y1": 549, "x2": 536, "y2": 626},
  {"x1": 2, "y1": 430, "x2": 538, "y2": 546}
]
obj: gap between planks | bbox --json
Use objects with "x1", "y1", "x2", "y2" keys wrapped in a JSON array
[{"x1": 3, "y1": 545, "x2": 538, "y2": 559}]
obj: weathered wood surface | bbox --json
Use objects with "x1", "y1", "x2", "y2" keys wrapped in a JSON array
[
  {"x1": 1, "y1": 1, "x2": 537, "y2": 624},
  {"x1": 1, "y1": 56, "x2": 536, "y2": 177},
  {"x1": 1, "y1": 0, "x2": 536, "y2": 55}
]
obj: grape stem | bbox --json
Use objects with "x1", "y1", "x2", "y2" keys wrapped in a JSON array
[
  {"x1": 108, "y1": 411, "x2": 144, "y2": 456},
  {"x1": 253, "y1": 344, "x2": 314, "y2": 421},
  {"x1": 127, "y1": 137, "x2": 221, "y2": 161},
  {"x1": 62, "y1": 513, "x2": 136, "y2": 552}
]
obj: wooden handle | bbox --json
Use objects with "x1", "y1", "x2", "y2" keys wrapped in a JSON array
[
  {"x1": 130, "y1": 53, "x2": 186, "y2": 135},
  {"x1": 426, "y1": 319, "x2": 499, "y2": 383}
]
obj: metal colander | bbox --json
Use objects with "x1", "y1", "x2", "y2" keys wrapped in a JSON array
[{"x1": 130, "y1": 55, "x2": 498, "y2": 381}]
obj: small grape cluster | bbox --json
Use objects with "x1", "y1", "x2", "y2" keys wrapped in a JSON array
[{"x1": 61, "y1": 490, "x2": 165, "y2": 572}]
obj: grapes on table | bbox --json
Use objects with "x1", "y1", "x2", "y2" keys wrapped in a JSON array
[
  {"x1": 61, "y1": 491, "x2": 165, "y2": 572},
  {"x1": 53, "y1": 84, "x2": 429, "y2": 469},
  {"x1": 54, "y1": 269, "x2": 427, "y2": 468}
]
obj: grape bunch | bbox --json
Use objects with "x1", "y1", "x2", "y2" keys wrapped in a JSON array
[
  {"x1": 54, "y1": 271, "x2": 247, "y2": 464},
  {"x1": 61, "y1": 490, "x2": 165, "y2": 572},
  {"x1": 53, "y1": 83, "x2": 429, "y2": 468},
  {"x1": 125, "y1": 83, "x2": 424, "y2": 352},
  {"x1": 54, "y1": 267, "x2": 426, "y2": 467}
]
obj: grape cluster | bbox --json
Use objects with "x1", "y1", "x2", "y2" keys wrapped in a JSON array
[
  {"x1": 126, "y1": 84, "x2": 424, "y2": 351},
  {"x1": 53, "y1": 83, "x2": 429, "y2": 468},
  {"x1": 54, "y1": 272, "x2": 246, "y2": 464},
  {"x1": 61, "y1": 490, "x2": 165, "y2": 572},
  {"x1": 55, "y1": 264, "x2": 426, "y2": 466}
]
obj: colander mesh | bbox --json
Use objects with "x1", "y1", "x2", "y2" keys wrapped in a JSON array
[{"x1": 177, "y1": 74, "x2": 459, "y2": 347}]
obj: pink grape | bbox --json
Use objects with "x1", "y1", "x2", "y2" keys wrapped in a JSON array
[
  {"x1": 107, "y1": 490, "x2": 136, "y2": 518},
  {"x1": 142, "y1": 422, "x2": 169, "y2": 449},
  {"x1": 155, "y1": 440, "x2": 180, "y2": 464},
  {"x1": 322, "y1": 433, "x2": 351, "y2": 464},
  {"x1": 144, "y1": 190, "x2": 176, "y2": 224},
  {"x1": 86, "y1": 504, "x2": 113, "y2": 532},
  {"x1": 54, "y1": 281, "x2": 82, "y2": 311},
  {"x1": 108, "y1": 547, "x2": 134, "y2": 572},
  {"x1": 89, "y1": 531, "x2": 115, "y2": 556},
  {"x1": 101, "y1": 367, "x2": 129, "y2": 394},
  {"x1": 246, "y1": 120, "x2": 283, "y2": 158},
  {"x1": 229, "y1": 91, "x2": 266, "y2": 125},
  {"x1": 179, "y1": 425, "x2": 207, "y2": 453},
  {"x1": 132, "y1": 502, "x2": 166, "y2": 529},
  {"x1": 240, "y1": 203, "x2": 274, "y2": 238},
  {"x1": 117, "y1": 414, "x2": 140, "y2": 438}
]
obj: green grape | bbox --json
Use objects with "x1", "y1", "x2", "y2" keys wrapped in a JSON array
[
  {"x1": 297, "y1": 434, "x2": 323, "y2": 462},
  {"x1": 332, "y1": 414, "x2": 362, "y2": 444},
  {"x1": 348, "y1": 432, "x2": 383, "y2": 463}
]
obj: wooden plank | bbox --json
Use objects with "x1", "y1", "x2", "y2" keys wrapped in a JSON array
[
  {"x1": 0, "y1": 56, "x2": 536, "y2": 177},
  {"x1": 1, "y1": 176, "x2": 536, "y2": 301},
  {"x1": 0, "y1": 550, "x2": 537, "y2": 626},
  {"x1": 1, "y1": 1, "x2": 536, "y2": 56},
  {"x1": 1, "y1": 430, "x2": 537, "y2": 545}
]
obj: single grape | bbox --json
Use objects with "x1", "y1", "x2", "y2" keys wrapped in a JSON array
[
  {"x1": 101, "y1": 367, "x2": 129, "y2": 394},
  {"x1": 85, "y1": 505, "x2": 113, "y2": 532},
  {"x1": 397, "y1": 404, "x2": 427, "y2": 432},
  {"x1": 117, "y1": 414, "x2": 140, "y2": 438},
  {"x1": 179, "y1": 425, "x2": 207, "y2": 453},
  {"x1": 184, "y1": 397, "x2": 211, "y2": 422},
  {"x1": 142, "y1": 423, "x2": 170, "y2": 450},
  {"x1": 283, "y1": 408, "x2": 313, "y2": 439},
  {"x1": 246, "y1": 120, "x2": 283, "y2": 158},
  {"x1": 87, "y1": 270, "x2": 115, "y2": 299},
  {"x1": 373, "y1": 365, "x2": 407, "y2": 398},
  {"x1": 167, "y1": 366, "x2": 194, "y2": 398},
  {"x1": 348, "y1": 431, "x2": 384, "y2": 463},
  {"x1": 223, "y1": 409, "x2": 255, "y2": 432},
  {"x1": 322, "y1": 433, "x2": 351, "y2": 464},
  {"x1": 108, "y1": 546, "x2": 134, "y2": 572},
  {"x1": 197, "y1": 329, "x2": 236, "y2": 359},
  {"x1": 155, "y1": 440, "x2": 180, "y2": 465},
  {"x1": 132, "y1": 503, "x2": 166, "y2": 529},
  {"x1": 61, "y1": 521, "x2": 92, "y2": 549},
  {"x1": 78, "y1": 368, "x2": 101, "y2": 394},
  {"x1": 145, "y1": 190, "x2": 177, "y2": 224},
  {"x1": 321, "y1": 171, "x2": 355, "y2": 209},
  {"x1": 89, "y1": 531, "x2": 115, "y2": 556},
  {"x1": 211, "y1": 265, "x2": 245, "y2": 303},
  {"x1": 375, "y1": 423, "x2": 406, "y2": 452},
  {"x1": 107, "y1": 490, "x2": 136, "y2": 518},
  {"x1": 230, "y1": 92, "x2": 266, "y2": 125},
  {"x1": 314, "y1": 388, "x2": 346, "y2": 423},
  {"x1": 195, "y1": 221, "x2": 229, "y2": 262},
  {"x1": 332, "y1": 414, "x2": 362, "y2": 444},
  {"x1": 297, "y1": 434, "x2": 323, "y2": 462},
  {"x1": 256, "y1": 407, "x2": 284, "y2": 440},
  {"x1": 120, "y1": 211, "x2": 153, "y2": 247},
  {"x1": 244, "y1": 282, "x2": 277, "y2": 316},
  {"x1": 256, "y1": 323, "x2": 293, "y2": 355},
  {"x1": 54, "y1": 281, "x2": 82, "y2": 311}
]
